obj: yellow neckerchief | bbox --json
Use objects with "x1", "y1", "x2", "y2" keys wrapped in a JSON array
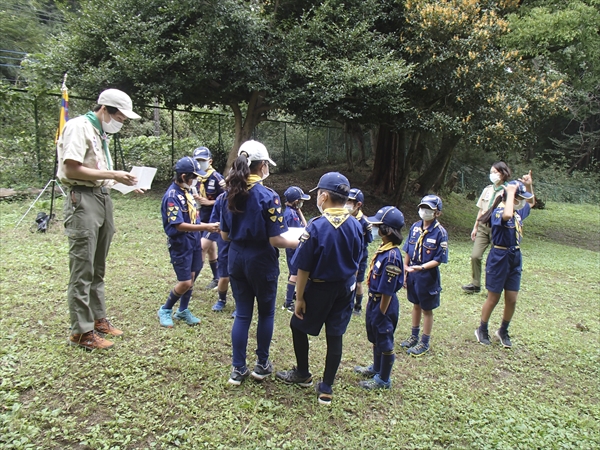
[
  {"x1": 247, "y1": 173, "x2": 263, "y2": 189},
  {"x1": 367, "y1": 241, "x2": 401, "y2": 287},
  {"x1": 322, "y1": 207, "x2": 350, "y2": 229},
  {"x1": 355, "y1": 210, "x2": 364, "y2": 220},
  {"x1": 412, "y1": 220, "x2": 440, "y2": 263},
  {"x1": 183, "y1": 187, "x2": 198, "y2": 223},
  {"x1": 488, "y1": 182, "x2": 508, "y2": 210},
  {"x1": 198, "y1": 167, "x2": 216, "y2": 198}
]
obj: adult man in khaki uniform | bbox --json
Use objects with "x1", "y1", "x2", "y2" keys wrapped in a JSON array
[{"x1": 57, "y1": 88, "x2": 140, "y2": 350}]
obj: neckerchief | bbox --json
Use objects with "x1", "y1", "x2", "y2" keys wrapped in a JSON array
[
  {"x1": 322, "y1": 207, "x2": 350, "y2": 229},
  {"x1": 198, "y1": 167, "x2": 216, "y2": 198},
  {"x1": 355, "y1": 210, "x2": 364, "y2": 221},
  {"x1": 247, "y1": 174, "x2": 263, "y2": 189},
  {"x1": 412, "y1": 220, "x2": 440, "y2": 263},
  {"x1": 84, "y1": 111, "x2": 112, "y2": 170},
  {"x1": 183, "y1": 187, "x2": 198, "y2": 223},
  {"x1": 367, "y1": 241, "x2": 400, "y2": 287},
  {"x1": 496, "y1": 202, "x2": 523, "y2": 245},
  {"x1": 488, "y1": 182, "x2": 507, "y2": 210}
]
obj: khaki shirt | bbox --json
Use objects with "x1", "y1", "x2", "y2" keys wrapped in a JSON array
[
  {"x1": 56, "y1": 115, "x2": 114, "y2": 188},
  {"x1": 476, "y1": 185, "x2": 502, "y2": 213}
]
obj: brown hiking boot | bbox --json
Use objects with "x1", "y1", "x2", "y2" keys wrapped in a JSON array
[
  {"x1": 69, "y1": 330, "x2": 114, "y2": 350},
  {"x1": 94, "y1": 318, "x2": 123, "y2": 337}
]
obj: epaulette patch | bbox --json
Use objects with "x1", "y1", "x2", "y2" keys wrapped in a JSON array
[{"x1": 385, "y1": 265, "x2": 402, "y2": 277}]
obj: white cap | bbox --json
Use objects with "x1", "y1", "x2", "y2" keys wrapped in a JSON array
[
  {"x1": 238, "y1": 140, "x2": 276, "y2": 166},
  {"x1": 97, "y1": 89, "x2": 141, "y2": 119}
]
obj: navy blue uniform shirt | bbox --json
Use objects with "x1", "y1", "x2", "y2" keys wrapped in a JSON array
[
  {"x1": 199, "y1": 168, "x2": 225, "y2": 223},
  {"x1": 490, "y1": 203, "x2": 531, "y2": 247},
  {"x1": 368, "y1": 245, "x2": 404, "y2": 296},
  {"x1": 161, "y1": 182, "x2": 201, "y2": 249},
  {"x1": 403, "y1": 219, "x2": 449, "y2": 266}
]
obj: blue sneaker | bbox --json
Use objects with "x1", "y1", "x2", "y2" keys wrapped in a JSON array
[
  {"x1": 354, "y1": 365, "x2": 377, "y2": 377},
  {"x1": 407, "y1": 341, "x2": 429, "y2": 357},
  {"x1": 157, "y1": 308, "x2": 173, "y2": 328},
  {"x1": 251, "y1": 360, "x2": 273, "y2": 381},
  {"x1": 172, "y1": 308, "x2": 201, "y2": 326},
  {"x1": 231, "y1": 309, "x2": 237, "y2": 319},
  {"x1": 212, "y1": 300, "x2": 226, "y2": 312},
  {"x1": 228, "y1": 366, "x2": 250, "y2": 385},
  {"x1": 359, "y1": 374, "x2": 391, "y2": 390}
]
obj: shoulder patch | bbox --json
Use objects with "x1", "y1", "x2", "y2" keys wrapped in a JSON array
[
  {"x1": 440, "y1": 242, "x2": 448, "y2": 249},
  {"x1": 385, "y1": 265, "x2": 402, "y2": 277}
]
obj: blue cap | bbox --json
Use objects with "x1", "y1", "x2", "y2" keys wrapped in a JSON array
[
  {"x1": 175, "y1": 156, "x2": 205, "y2": 175},
  {"x1": 309, "y1": 172, "x2": 350, "y2": 196},
  {"x1": 193, "y1": 146, "x2": 212, "y2": 160},
  {"x1": 348, "y1": 188, "x2": 364, "y2": 204},
  {"x1": 284, "y1": 186, "x2": 311, "y2": 203},
  {"x1": 419, "y1": 195, "x2": 443, "y2": 212},
  {"x1": 507, "y1": 180, "x2": 534, "y2": 199},
  {"x1": 367, "y1": 206, "x2": 405, "y2": 229}
]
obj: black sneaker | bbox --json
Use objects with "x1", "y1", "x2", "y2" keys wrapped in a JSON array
[
  {"x1": 495, "y1": 329, "x2": 512, "y2": 348},
  {"x1": 474, "y1": 328, "x2": 491, "y2": 345},
  {"x1": 282, "y1": 302, "x2": 295, "y2": 313},
  {"x1": 316, "y1": 382, "x2": 333, "y2": 405},
  {"x1": 462, "y1": 283, "x2": 481, "y2": 294},
  {"x1": 275, "y1": 367, "x2": 313, "y2": 387},
  {"x1": 354, "y1": 365, "x2": 377, "y2": 377},
  {"x1": 206, "y1": 279, "x2": 219, "y2": 290},
  {"x1": 251, "y1": 360, "x2": 273, "y2": 381},
  {"x1": 352, "y1": 307, "x2": 362, "y2": 317},
  {"x1": 228, "y1": 366, "x2": 250, "y2": 385},
  {"x1": 400, "y1": 335, "x2": 419, "y2": 349}
]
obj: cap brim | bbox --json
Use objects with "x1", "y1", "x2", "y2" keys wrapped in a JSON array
[
  {"x1": 194, "y1": 169, "x2": 207, "y2": 176},
  {"x1": 300, "y1": 194, "x2": 310, "y2": 200},
  {"x1": 267, "y1": 157, "x2": 276, "y2": 166},
  {"x1": 309, "y1": 186, "x2": 319, "y2": 193},
  {"x1": 517, "y1": 192, "x2": 534, "y2": 199},
  {"x1": 366, "y1": 215, "x2": 382, "y2": 225},
  {"x1": 120, "y1": 109, "x2": 141, "y2": 120},
  {"x1": 418, "y1": 202, "x2": 436, "y2": 209}
]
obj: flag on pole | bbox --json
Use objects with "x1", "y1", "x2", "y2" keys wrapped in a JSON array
[{"x1": 55, "y1": 74, "x2": 69, "y2": 144}]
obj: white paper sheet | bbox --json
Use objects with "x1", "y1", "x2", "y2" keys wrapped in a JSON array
[
  {"x1": 280, "y1": 227, "x2": 305, "y2": 242},
  {"x1": 112, "y1": 166, "x2": 157, "y2": 194}
]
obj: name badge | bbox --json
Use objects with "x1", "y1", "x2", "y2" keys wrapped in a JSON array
[{"x1": 426, "y1": 238, "x2": 436, "y2": 243}]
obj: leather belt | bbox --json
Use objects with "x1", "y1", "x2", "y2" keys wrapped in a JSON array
[
  {"x1": 71, "y1": 185, "x2": 110, "y2": 194},
  {"x1": 492, "y1": 244, "x2": 520, "y2": 250}
]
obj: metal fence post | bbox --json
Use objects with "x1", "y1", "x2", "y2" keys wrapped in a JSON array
[
  {"x1": 171, "y1": 109, "x2": 175, "y2": 170},
  {"x1": 34, "y1": 96, "x2": 42, "y2": 180}
]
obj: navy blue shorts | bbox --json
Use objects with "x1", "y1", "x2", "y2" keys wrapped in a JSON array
[
  {"x1": 406, "y1": 268, "x2": 441, "y2": 311},
  {"x1": 170, "y1": 245, "x2": 203, "y2": 282},
  {"x1": 217, "y1": 239, "x2": 230, "y2": 279},
  {"x1": 202, "y1": 231, "x2": 220, "y2": 241},
  {"x1": 485, "y1": 247, "x2": 522, "y2": 293},
  {"x1": 290, "y1": 278, "x2": 355, "y2": 336},
  {"x1": 285, "y1": 248, "x2": 298, "y2": 277},
  {"x1": 357, "y1": 251, "x2": 368, "y2": 283},
  {"x1": 365, "y1": 293, "x2": 399, "y2": 353}
]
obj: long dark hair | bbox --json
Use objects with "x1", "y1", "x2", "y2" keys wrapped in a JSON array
[
  {"x1": 492, "y1": 161, "x2": 511, "y2": 182},
  {"x1": 479, "y1": 194, "x2": 504, "y2": 226},
  {"x1": 226, "y1": 154, "x2": 264, "y2": 213}
]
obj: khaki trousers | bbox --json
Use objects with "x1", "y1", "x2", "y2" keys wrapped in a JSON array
[
  {"x1": 470, "y1": 222, "x2": 492, "y2": 287},
  {"x1": 64, "y1": 187, "x2": 115, "y2": 334}
]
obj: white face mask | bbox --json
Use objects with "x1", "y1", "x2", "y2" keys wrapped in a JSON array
[
  {"x1": 489, "y1": 172, "x2": 501, "y2": 185},
  {"x1": 182, "y1": 177, "x2": 198, "y2": 190},
  {"x1": 513, "y1": 198, "x2": 524, "y2": 209},
  {"x1": 261, "y1": 163, "x2": 270, "y2": 180},
  {"x1": 101, "y1": 112, "x2": 124, "y2": 134},
  {"x1": 296, "y1": 201, "x2": 303, "y2": 209},
  {"x1": 317, "y1": 193, "x2": 326, "y2": 214},
  {"x1": 419, "y1": 208, "x2": 435, "y2": 221},
  {"x1": 199, "y1": 161, "x2": 210, "y2": 171},
  {"x1": 344, "y1": 204, "x2": 355, "y2": 214}
]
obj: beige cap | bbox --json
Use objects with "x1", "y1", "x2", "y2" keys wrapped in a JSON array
[{"x1": 97, "y1": 89, "x2": 141, "y2": 119}]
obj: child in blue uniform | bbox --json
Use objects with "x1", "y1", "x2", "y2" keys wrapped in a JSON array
[
  {"x1": 354, "y1": 206, "x2": 405, "y2": 389},
  {"x1": 158, "y1": 157, "x2": 220, "y2": 328},
  {"x1": 345, "y1": 188, "x2": 373, "y2": 315},
  {"x1": 401, "y1": 195, "x2": 448, "y2": 356},
  {"x1": 276, "y1": 172, "x2": 363, "y2": 405},
  {"x1": 282, "y1": 186, "x2": 310, "y2": 312},
  {"x1": 192, "y1": 146, "x2": 225, "y2": 290},
  {"x1": 209, "y1": 191, "x2": 233, "y2": 315},
  {"x1": 220, "y1": 141, "x2": 299, "y2": 385},
  {"x1": 475, "y1": 176, "x2": 535, "y2": 348}
]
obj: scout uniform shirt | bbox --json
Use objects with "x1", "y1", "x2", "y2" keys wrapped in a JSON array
[
  {"x1": 291, "y1": 208, "x2": 363, "y2": 283},
  {"x1": 490, "y1": 203, "x2": 531, "y2": 248},
  {"x1": 477, "y1": 183, "x2": 507, "y2": 213},
  {"x1": 161, "y1": 182, "x2": 201, "y2": 253},
  {"x1": 57, "y1": 113, "x2": 114, "y2": 188},
  {"x1": 367, "y1": 243, "x2": 404, "y2": 297},
  {"x1": 403, "y1": 219, "x2": 449, "y2": 268},
  {"x1": 198, "y1": 168, "x2": 225, "y2": 223}
]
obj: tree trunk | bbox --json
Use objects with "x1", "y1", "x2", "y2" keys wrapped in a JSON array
[
  {"x1": 415, "y1": 133, "x2": 461, "y2": 195},
  {"x1": 394, "y1": 131, "x2": 420, "y2": 204},
  {"x1": 347, "y1": 122, "x2": 366, "y2": 164},
  {"x1": 225, "y1": 90, "x2": 272, "y2": 172},
  {"x1": 367, "y1": 124, "x2": 403, "y2": 195},
  {"x1": 344, "y1": 123, "x2": 354, "y2": 172}
]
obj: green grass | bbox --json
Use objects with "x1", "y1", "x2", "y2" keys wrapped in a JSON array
[{"x1": 1, "y1": 190, "x2": 599, "y2": 449}]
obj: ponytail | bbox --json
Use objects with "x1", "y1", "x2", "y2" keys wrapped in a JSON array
[
  {"x1": 479, "y1": 194, "x2": 503, "y2": 227},
  {"x1": 226, "y1": 154, "x2": 251, "y2": 213}
]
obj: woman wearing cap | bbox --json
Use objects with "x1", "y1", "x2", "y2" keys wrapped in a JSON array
[
  {"x1": 354, "y1": 206, "x2": 405, "y2": 390},
  {"x1": 400, "y1": 195, "x2": 449, "y2": 357},
  {"x1": 475, "y1": 175, "x2": 535, "y2": 348},
  {"x1": 462, "y1": 162, "x2": 512, "y2": 294},
  {"x1": 220, "y1": 140, "x2": 298, "y2": 385}
]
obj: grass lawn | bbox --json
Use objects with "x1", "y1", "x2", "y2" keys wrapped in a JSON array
[{"x1": 1, "y1": 188, "x2": 598, "y2": 449}]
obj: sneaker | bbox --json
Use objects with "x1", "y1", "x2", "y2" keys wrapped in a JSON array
[
  {"x1": 231, "y1": 309, "x2": 237, "y2": 319},
  {"x1": 354, "y1": 365, "x2": 377, "y2": 377},
  {"x1": 228, "y1": 366, "x2": 250, "y2": 386},
  {"x1": 462, "y1": 283, "x2": 481, "y2": 294},
  {"x1": 407, "y1": 341, "x2": 430, "y2": 357},
  {"x1": 173, "y1": 308, "x2": 201, "y2": 326},
  {"x1": 275, "y1": 367, "x2": 313, "y2": 387},
  {"x1": 400, "y1": 335, "x2": 419, "y2": 349},
  {"x1": 251, "y1": 360, "x2": 273, "y2": 381},
  {"x1": 68, "y1": 330, "x2": 113, "y2": 351},
  {"x1": 474, "y1": 328, "x2": 491, "y2": 345},
  {"x1": 352, "y1": 307, "x2": 362, "y2": 317},
  {"x1": 495, "y1": 329, "x2": 512, "y2": 348},
  {"x1": 283, "y1": 302, "x2": 295, "y2": 313},
  {"x1": 316, "y1": 382, "x2": 333, "y2": 405},
  {"x1": 359, "y1": 374, "x2": 391, "y2": 390},
  {"x1": 158, "y1": 307, "x2": 174, "y2": 328},
  {"x1": 212, "y1": 300, "x2": 226, "y2": 312},
  {"x1": 206, "y1": 279, "x2": 219, "y2": 290},
  {"x1": 94, "y1": 318, "x2": 123, "y2": 337}
]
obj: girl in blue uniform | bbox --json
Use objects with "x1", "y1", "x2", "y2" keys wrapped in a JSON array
[
  {"x1": 158, "y1": 157, "x2": 220, "y2": 328},
  {"x1": 401, "y1": 195, "x2": 448, "y2": 356},
  {"x1": 282, "y1": 186, "x2": 310, "y2": 312},
  {"x1": 220, "y1": 140, "x2": 298, "y2": 385},
  {"x1": 354, "y1": 206, "x2": 405, "y2": 389},
  {"x1": 475, "y1": 176, "x2": 535, "y2": 348},
  {"x1": 209, "y1": 191, "x2": 233, "y2": 316}
]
